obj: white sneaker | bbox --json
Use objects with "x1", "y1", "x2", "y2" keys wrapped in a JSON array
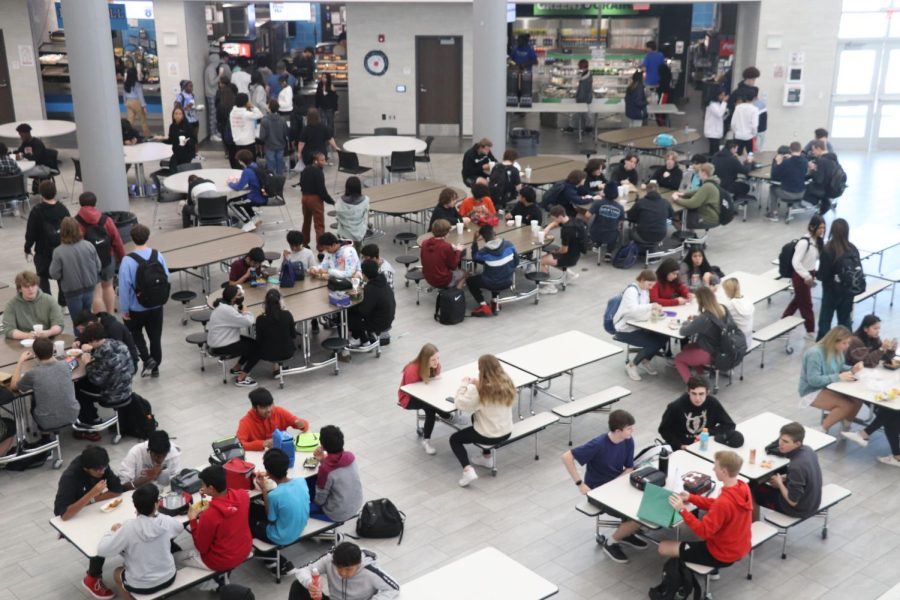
[
  {"x1": 241, "y1": 221, "x2": 257, "y2": 232},
  {"x1": 877, "y1": 455, "x2": 900, "y2": 468},
  {"x1": 639, "y1": 361, "x2": 658, "y2": 376},
  {"x1": 349, "y1": 337, "x2": 362, "y2": 348},
  {"x1": 470, "y1": 453, "x2": 493, "y2": 469},
  {"x1": 422, "y1": 439, "x2": 436, "y2": 455},
  {"x1": 804, "y1": 332, "x2": 816, "y2": 342},
  {"x1": 840, "y1": 430, "x2": 869, "y2": 447},
  {"x1": 210, "y1": 134, "x2": 223, "y2": 142},
  {"x1": 626, "y1": 364, "x2": 642, "y2": 381},
  {"x1": 458, "y1": 467, "x2": 478, "y2": 487},
  {"x1": 564, "y1": 270, "x2": 580, "y2": 281},
  {"x1": 539, "y1": 283, "x2": 558, "y2": 295}
]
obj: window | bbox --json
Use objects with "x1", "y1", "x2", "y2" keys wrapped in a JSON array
[
  {"x1": 832, "y1": 105, "x2": 869, "y2": 138},
  {"x1": 842, "y1": 0, "x2": 888, "y2": 11},
  {"x1": 839, "y1": 13, "x2": 889, "y2": 38},
  {"x1": 835, "y1": 49, "x2": 878, "y2": 94},
  {"x1": 878, "y1": 104, "x2": 900, "y2": 136}
]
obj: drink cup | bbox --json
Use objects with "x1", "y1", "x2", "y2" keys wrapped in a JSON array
[
  {"x1": 537, "y1": 231, "x2": 546, "y2": 244},
  {"x1": 618, "y1": 185, "x2": 628, "y2": 199},
  {"x1": 53, "y1": 340, "x2": 65, "y2": 357},
  {"x1": 524, "y1": 167, "x2": 532, "y2": 179},
  {"x1": 749, "y1": 449, "x2": 757, "y2": 464},
  {"x1": 33, "y1": 324, "x2": 43, "y2": 334},
  {"x1": 179, "y1": 135, "x2": 187, "y2": 146},
  {"x1": 456, "y1": 222, "x2": 464, "y2": 235},
  {"x1": 530, "y1": 220, "x2": 539, "y2": 231},
  {"x1": 514, "y1": 215, "x2": 523, "y2": 226}
]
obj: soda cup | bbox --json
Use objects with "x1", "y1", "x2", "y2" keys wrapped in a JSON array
[
  {"x1": 514, "y1": 215, "x2": 522, "y2": 226},
  {"x1": 456, "y1": 222, "x2": 464, "y2": 235}
]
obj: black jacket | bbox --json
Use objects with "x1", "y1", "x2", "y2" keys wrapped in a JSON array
[
  {"x1": 299, "y1": 165, "x2": 334, "y2": 205},
  {"x1": 315, "y1": 84, "x2": 339, "y2": 112},
  {"x1": 625, "y1": 84, "x2": 648, "y2": 121},
  {"x1": 711, "y1": 149, "x2": 752, "y2": 192},
  {"x1": 806, "y1": 153, "x2": 840, "y2": 200},
  {"x1": 726, "y1": 81, "x2": 759, "y2": 130},
  {"x1": 649, "y1": 164, "x2": 683, "y2": 191},
  {"x1": 428, "y1": 204, "x2": 462, "y2": 231},
  {"x1": 461, "y1": 144, "x2": 496, "y2": 183},
  {"x1": 658, "y1": 392, "x2": 735, "y2": 450},
  {"x1": 24, "y1": 201, "x2": 70, "y2": 258},
  {"x1": 167, "y1": 119, "x2": 197, "y2": 165},
  {"x1": 351, "y1": 274, "x2": 396, "y2": 333},
  {"x1": 95, "y1": 312, "x2": 139, "y2": 369},
  {"x1": 255, "y1": 309, "x2": 296, "y2": 362},
  {"x1": 610, "y1": 162, "x2": 639, "y2": 186},
  {"x1": 627, "y1": 191, "x2": 673, "y2": 243},
  {"x1": 816, "y1": 244, "x2": 862, "y2": 296}
]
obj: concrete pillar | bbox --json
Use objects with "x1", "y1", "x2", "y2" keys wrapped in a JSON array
[
  {"x1": 472, "y1": 0, "x2": 507, "y2": 156},
  {"x1": 60, "y1": 0, "x2": 128, "y2": 211}
]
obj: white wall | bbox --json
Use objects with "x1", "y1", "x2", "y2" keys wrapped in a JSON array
[
  {"x1": 1, "y1": 0, "x2": 45, "y2": 121},
  {"x1": 345, "y1": 2, "x2": 473, "y2": 136}
]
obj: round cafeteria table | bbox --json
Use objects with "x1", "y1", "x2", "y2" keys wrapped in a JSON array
[
  {"x1": 161, "y1": 168, "x2": 244, "y2": 199},
  {"x1": 123, "y1": 142, "x2": 173, "y2": 197},
  {"x1": 15, "y1": 159, "x2": 35, "y2": 172},
  {"x1": 343, "y1": 136, "x2": 427, "y2": 183},
  {"x1": 0, "y1": 120, "x2": 76, "y2": 139}
]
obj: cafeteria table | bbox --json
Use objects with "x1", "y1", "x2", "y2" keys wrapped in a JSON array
[
  {"x1": 343, "y1": 136, "x2": 427, "y2": 184},
  {"x1": 0, "y1": 120, "x2": 76, "y2": 139},
  {"x1": 162, "y1": 167, "x2": 245, "y2": 199}
]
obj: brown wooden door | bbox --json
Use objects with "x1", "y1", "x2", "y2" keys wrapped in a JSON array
[
  {"x1": 416, "y1": 36, "x2": 462, "y2": 136},
  {"x1": 0, "y1": 31, "x2": 15, "y2": 123}
]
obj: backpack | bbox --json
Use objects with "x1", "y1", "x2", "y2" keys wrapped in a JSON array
[
  {"x1": 540, "y1": 181, "x2": 566, "y2": 210},
  {"x1": 279, "y1": 260, "x2": 296, "y2": 288},
  {"x1": 708, "y1": 309, "x2": 748, "y2": 372},
  {"x1": 836, "y1": 251, "x2": 866, "y2": 296},
  {"x1": 116, "y1": 393, "x2": 158, "y2": 439},
  {"x1": 251, "y1": 164, "x2": 279, "y2": 199},
  {"x1": 129, "y1": 250, "x2": 171, "y2": 307},
  {"x1": 42, "y1": 211, "x2": 62, "y2": 249},
  {"x1": 777, "y1": 236, "x2": 810, "y2": 279},
  {"x1": 76, "y1": 214, "x2": 112, "y2": 268},
  {"x1": 712, "y1": 182, "x2": 734, "y2": 226},
  {"x1": 825, "y1": 161, "x2": 847, "y2": 199},
  {"x1": 648, "y1": 557, "x2": 702, "y2": 600},
  {"x1": 603, "y1": 283, "x2": 638, "y2": 335},
  {"x1": 434, "y1": 288, "x2": 466, "y2": 325},
  {"x1": 612, "y1": 242, "x2": 640, "y2": 269},
  {"x1": 572, "y1": 219, "x2": 593, "y2": 254},
  {"x1": 488, "y1": 163, "x2": 516, "y2": 206},
  {"x1": 355, "y1": 498, "x2": 405, "y2": 544}
]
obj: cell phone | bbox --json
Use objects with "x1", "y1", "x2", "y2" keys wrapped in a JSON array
[{"x1": 66, "y1": 358, "x2": 78, "y2": 371}]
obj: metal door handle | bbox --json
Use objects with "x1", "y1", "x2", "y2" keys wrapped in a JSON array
[{"x1": 420, "y1": 87, "x2": 427, "y2": 93}]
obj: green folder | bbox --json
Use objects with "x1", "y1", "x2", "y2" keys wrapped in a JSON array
[{"x1": 637, "y1": 483, "x2": 684, "y2": 528}]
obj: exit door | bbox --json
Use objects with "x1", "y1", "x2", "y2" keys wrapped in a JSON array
[
  {"x1": 416, "y1": 36, "x2": 462, "y2": 137},
  {"x1": 0, "y1": 31, "x2": 15, "y2": 123}
]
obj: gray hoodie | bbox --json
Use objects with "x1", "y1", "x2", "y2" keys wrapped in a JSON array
[
  {"x1": 49, "y1": 240, "x2": 101, "y2": 295},
  {"x1": 337, "y1": 194, "x2": 370, "y2": 242},
  {"x1": 204, "y1": 54, "x2": 221, "y2": 97},
  {"x1": 296, "y1": 548, "x2": 399, "y2": 600},
  {"x1": 97, "y1": 512, "x2": 184, "y2": 589}
]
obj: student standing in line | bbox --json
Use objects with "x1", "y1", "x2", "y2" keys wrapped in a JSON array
[
  {"x1": 450, "y1": 355, "x2": 515, "y2": 487},
  {"x1": 561, "y1": 410, "x2": 645, "y2": 564},
  {"x1": 297, "y1": 108, "x2": 340, "y2": 166},
  {"x1": 730, "y1": 96, "x2": 759, "y2": 156},
  {"x1": 782, "y1": 215, "x2": 825, "y2": 341},
  {"x1": 642, "y1": 41, "x2": 665, "y2": 96},
  {"x1": 229, "y1": 93, "x2": 263, "y2": 168},
  {"x1": 613, "y1": 270, "x2": 667, "y2": 382},
  {"x1": 24, "y1": 180, "x2": 70, "y2": 305},
  {"x1": 315, "y1": 73, "x2": 339, "y2": 133},
  {"x1": 75, "y1": 192, "x2": 125, "y2": 314},
  {"x1": 658, "y1": 376, "x2": 735, "y2": 450},
  {"x1": 704, "y1": 88, "x2": 728, "y2": 156},
  {"x1": 249, "y1": 71, "x2": 269, "y2": 114},
  {"x1": 815, "y1": 218, "x2": 862, "y2": 340},
  {"x1": 49, "y1": 217, "x2": 101, "y2": 326},
  {"x1": 751, "y1": 422, "x2": 823, "y2": 521},
  {"x1": 397, "y1": 343, "x2": 445, "y2": 455},
  {"x1": 164, "y1": 106, "x2": 197, "y2": 168},
  {"x1": 174, "y1": 80, "x2": 200, "y2": 138},
  {"x1": 259, "y1": 100, "x2": 289, "y2": 176},
  {"x1": 625, "y1": 70, "x2": 648, "y2": 127},
  {"x1": 299, "y1": 153, "x2": 335, "y2": 249},
  {"x1": 799, "y1": 325, "x2": 864, "y2": 433},
  {"x1": 725, "y1": 66, "x2": 760, "y2": 133}
]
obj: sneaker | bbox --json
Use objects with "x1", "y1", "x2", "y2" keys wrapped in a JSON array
[
  {"x1": 458, "y1": 467, "x2": 478, "y2": 487},
  {"x1": 877, "y1": 455, "x2": 900, "y2": 467},
  {"x1": 638, "y1": 361, "x2": 658, "y2": 376},
  {"x1": 235, "y1": 376, "x2": 257, "y2": 388},
  {"x1": 470, "y1": 453, "x2": 493, "y2": 469},
  {"x1": 841, "y1": 430, "x2": 869, "y2": 447},
  {"x1": 709, "y1": 568, "x2": 720, "y2": 581},
  {"x1": 804, "y1": 331, "x2": 816, "y2": 342},
  {"x1": 141, "y1": 358, "x2": 158, "y2": 377},
  {"x1": 766, "y1": 212, "x2": 780, "y2": 222},
  {"x1": 422, "y1": 439, "x2": 436, "y2": 455},
  {"x1": 229, "y1": 366, "x2": 242, "y2": 375},
  {"x1": 82, "y1": 574, "x2": 115, "y2": 599},
  {"x1": 603, "y1": 542, "x2": 629, "y2": 564},
  {"x1": 619, "y1": 534, "x2": 649, "y2": 550},
  {"x1": 151, "y1": 367, "x2": 159, "y2": 378},
  {"x1": 626, "y1": 364, "x2": 642, "y2": 381},
  {"x1": 241, "y1": 221, "x2": 257, "y2": 232},
  {"x1": 210, "y1": 134, "x2": 223, "y2": 142},
  {"x1": 471, "y1": 304, "x2": 493, "y2": 317},
  {"x1": 349, "y1": 337, "x2": 363, "y2": 348},
  {"x1": 539, "y1": 283, "x2": 558, "y2": 295}
]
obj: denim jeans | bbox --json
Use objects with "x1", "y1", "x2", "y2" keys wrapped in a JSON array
[
  {"x1": 64, "y1": 290, "x2": 95, "y2": 326},
  {"x1": 614, "y1": 330, "x2": 668, "y2": 365},
  {"x1": 817, "y1": 289, "x2": 853, "y2": 341},
  {"x1": 265, "y1": 149, "x2": 285, "y2": 176}
]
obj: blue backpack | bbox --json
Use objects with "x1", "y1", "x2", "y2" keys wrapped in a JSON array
[
  {"x1": 612, "y1": 242, "x2": 640, "y2": 269},
  {"x1": 603, "y1": 283, "x2": 638, "y2": 335},
  {"x1": 540, "y1": 181, "x2": 566, "y2": 210}
]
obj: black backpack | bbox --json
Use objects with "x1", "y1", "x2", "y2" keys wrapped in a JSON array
[
  {"x1": 117, "y1": 393, "x2": 158, "y2": 439},
  {"x1": 488, "y1": 163, "x2": 516, "y2": 206},
  {"x1": 540, "y1": 181, "x2": 566, "y2": 210},
  {"x1": 777, "y1": 236, "x2": 812, "y2": 279},
  {"x1": 76, "y1": 214, "x2": 112, "y2": 268},
  {"x1": 571, "y1": 219, "x2": 593, "y2": 254},
  {"x1": 709, "y1": 309, "x2": 748, "y2": 372},
  {"x1": 649, "y1": 558, "x2": 701, "y2": 600},
  {"x1": 129, "y1": 250, "x2": 171, "y2": 307},
  {"x1": 42, "y1": 210, "x2": 62, "y2": 249},
  {"x1": 713, "y1": 182, "x2": 734, "y2": 226},
  {"x1": 251, "y1": 163, "x2": 281, "y2": 199},
  {"x1": 434, "y1": 288, "x2": 466, "y2": 325},
  {"x1": 825, "y1": 161, "x2": 848, "y2": 199},
  {"x1": 836, "y1": 250, "x2": 866, "y2": 296},
  {"x1": 355, "y1": 498, "x2": 405, "y2": 544}
]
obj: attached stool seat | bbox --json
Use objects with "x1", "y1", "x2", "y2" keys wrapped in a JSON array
[
  {"x1": 524, "y1": 271, "x2": 550, "y2": 305},
  {"x1": 393, "y1": 232, "x2": 418, "y2": 248},
  {"x1": 71, "y1": 388, "x2": 130, "y2": 444},
  {"x1": 185, "y1": 332, "x2": 208, "y2": 372},
  {"x1": 190, "y1": 308, "x2": 213, "y2": 330},
  {"x1": 171, "y1": 290, "x2": 198, "y2": 326},
  {"x1": 322, "y1": 337, "x2": 349, "y2": 375},
  {"x1": 405, "y1": 269, "x2": 428, "y2": 305},
  {"x1": 396, "y1": 255, "x2": 420, "y2": 286}
]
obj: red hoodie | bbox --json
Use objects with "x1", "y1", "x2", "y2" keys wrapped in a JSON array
[
  {"x1": 420, "y1": 236, "x2": 461, "y2": 289},
  {"x1": 650, "y1": 278, "x2": 690, "y2": 306},
  {"x1": 76, "y1": 206, "x2": 126, "y2": 260},
  {"x1": 189, "y1": 488, "x2": 252, "y2": 572},
  {"x1": 679, "y1": 480, "x2": 753, "y2": 563}
]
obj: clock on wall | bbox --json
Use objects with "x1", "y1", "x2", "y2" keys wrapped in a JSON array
[{"x1": 364, "y1": 50, "x2": 389, "y2": 76}]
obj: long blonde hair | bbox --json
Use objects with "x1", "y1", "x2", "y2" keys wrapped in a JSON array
[
  {"x1": 722, "y1": 278, "x2": 742, "y2": 300},
  {"x1": 818, "y1": 325, "x2": 851, "y2": 363},
  {"x1": 476, "y1": 354, "x2": 516, "y2": 406},
  {"x1": 408, "y1": 343, "x2": 439, "y2": 384},
  {"x1": 695, "y1": 286, "x2": 725, "y2": 319}
]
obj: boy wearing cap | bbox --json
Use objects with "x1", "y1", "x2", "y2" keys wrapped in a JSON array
[
  {"x1": 751, "y1": 422, "x2": 822, "y2": 521},
  {"x1": 589, "y1": 182, "x2": 625, "y2": 257},
  {"x1": 658, "y1": 376, "x2": 735, "y2": 450},
  {"x1": 236, "y1": 388, "x2": 310, "y2": 451},
  {"x1": 229, "y1": 247, "x2": 267, "y2": 285}
]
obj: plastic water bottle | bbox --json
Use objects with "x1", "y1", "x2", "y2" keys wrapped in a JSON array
[
  {"x1": 311, "y1": 567, "x2": 321, "y2": 598},
  {"x1": 699, "y1": 428, "x2": 710, "y2": 452}
]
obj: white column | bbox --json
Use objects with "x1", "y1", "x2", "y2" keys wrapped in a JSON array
[
  {"x1": 60, "y1": 0, "x2": 128, "y2": 211},
  {"x1": 472, "y1": 0, "x2": 507, "y2": 156}
]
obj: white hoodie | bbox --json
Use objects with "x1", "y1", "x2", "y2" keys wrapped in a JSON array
[
  {"x1": 704, "y1": 101, "x2": 727, "y2": 139},
  {"x1": 97, "y1": 512, "x2": 184, "y2": 589},
  {"x1": 613, "y1": 283, "x2": 652, "y2": 333}
]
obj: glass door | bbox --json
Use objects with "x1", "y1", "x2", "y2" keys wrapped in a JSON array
[
  {"x1": 873, "y1": 44, "x2": 900, "y2": 149},
  {"x1": 831, "y1": 42, "x2": 881, "y2": 151}
]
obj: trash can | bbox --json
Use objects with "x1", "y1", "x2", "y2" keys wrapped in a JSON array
[
  {"x1": 509, "y1": 128, "x2": 540, "y2": 157},
  {"x1": 105, "y1": 211, "x2": 138, "y2": 244}
]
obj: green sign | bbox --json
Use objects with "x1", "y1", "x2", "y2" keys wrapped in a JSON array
[{"x1": 533, "y1": 3, "x2": 639, "y2": 17}]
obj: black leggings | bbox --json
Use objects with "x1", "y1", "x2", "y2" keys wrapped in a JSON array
[
  {"x1": 449, "y1": 425, "x2": 509, "y2": 468},
  {"x1": 466, "y1": 274, "x2": 510, "y2": 305},
  {"x1": 211, "y1": 337, "x2": 259, "y2": 374},
  {"x1": 290, "y1": 581, "x2": 327, "y2": 600},
  {"x1": 405, "y1": 398, "x2": 450, "y2": 439},
  {"x1": 865, "y1": 407, "x2": 900, "y2": 456}
]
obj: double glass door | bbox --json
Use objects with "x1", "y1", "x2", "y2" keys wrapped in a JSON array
[{"x1": 832, "y1": 41, "x2": 900, "y2": 150}]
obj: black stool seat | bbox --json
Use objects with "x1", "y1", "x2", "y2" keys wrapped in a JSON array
[
  {"x1": 525, "y1": 271, "x2": 551, "y2": 283},
  {"x1": 172, "y1": 290, "x2": 198, "y2": 303},
  {"x1": 327, "y1": 210, "x2": 337, "y2": 217},
  {"x1": 322, "y1": 337, "x2": 349, "y2": 352},
  {"x1": 406, "y1": 270, "x2": 426, "y2": 283},
  {"x1": 396, "y1": 255, "x2": 419, "y2": 267},
  {"x1": 394, "y1": 232, "x2": 418, "y2": 244},
  {"x1": 264, "y1": 251, "x2": 279, "y2": 263},
  {"x1": 186, "y1": 332, "x2": 207, "y2": 346}
]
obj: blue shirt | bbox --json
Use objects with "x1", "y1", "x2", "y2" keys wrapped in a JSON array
[
  {"x1": 229, "y1": 166, "x2": 266, "y2": 205},
  {"x1": 118, "y1": 248, "x2": 170, "y2": 314},
  {"x1": 571, "y1": 433, "x2": 634, "y2": 489},
  {"x1": 590, "y1": 198, "x2": 624, "y2": 242},
  {"x1": 266, "y1": 478, "x2": 310, "y2": 545},
  {"x1": 771, "y1": 155, "x2": 809, "y2": 194},
  {"x1": 643, "y1": 51, "x2": 665, "y2": 86},
  {"x1": 511, "y1": 45, "x2": 538, "y2": 69}
]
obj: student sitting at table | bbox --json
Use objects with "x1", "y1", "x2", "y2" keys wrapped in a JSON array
[
  {"x1": 347, "y1": 261, "x2": 396, "y2": 348},
  {"x1": 510, "y1": 186, "x2": 543, "y2": 227},
  {"x1": 799, "y1": 325, "x2": 865, "y2": 434},
  {"x1": 658, "y1": 376, "x2": 735, "y2": 450},
  {"x1": 751, "y1": 422, "x2": 823, "y2": 521},
  {"x1": 671, "y1": 162, "x2": 721, "y2": 231},
  {"x1": 557, "y1": 169, "x2": 593, "y2": 218},
  {"x1": 254, "y1": 289, "x2": 297, "y2": 377},
  {"x1": 54, "y1": 445, "x2": 125, "y2": 600},
  {"x1": 840, "y1": 315, "x2": 900, "y2": 466},
  {"x1": 398, "y1": 343, "x2": 446, "y2": 456},
  {"x1": 283, "y1": 230, "x2": 318, "y2": 271},
  {"x1": 467, "y1": 224, "x2": 518, "y2": 316},
  {"x1": 682, "y1": 154, "x2": 708, "y2": 192},
  {"x1": 311, "y1": 425, "x2": 364, "y2": 523},
  {"x1": 360, "y1": 244, "x2": 396, "y2": 289},
  {"x1": 451, "y1": 354, "x2": 515, "y2": 488},
  {"x1": 711, "y1": 141, "x2": 753, "y2": 193},
  {"x1": 11, "y1": 337, "x2": 79, "y2": 446},
  {"x1": 337, "y1": 176, "x2": 370, "y2": 249},
  {"x1": 119, "y1": 430, "x2": 182, "y2": 491},
  {"x1": 237, "y1": 387, "x2": 310, "y2": 452},
  {"x1": 428, "y1": 188, "x2": 463, "y2": 231},
  {"x1": 311, "y1": 232, "x2": 360, "y2": 279},
  {"x1": 561, "y1": 409, "x2": 645, "y2": 564},
  {"x1": 590, "y1": 181, "x2": 625, "y2": 256},
  {"x1": 458, "y1": 183, "x2": 497, "y2": 224},
  {"x1": 674, "y1": 287, "x2": 729, "y2": 383},
  {"x1": 250, "y1": 448, "x2": 311, "y2": 574},
  {"x1": 76, "y1": 322, "x2": 135, "y2": 438},
  {"x1": 3, "y1": 270, "x2": 64, "y2": 340},
  {"x1": 461, "y1": 138, "x2": 497, "y2": 187},
  {"x1": 656, "y1": 450, "x2": 752, "y2": 571},
  {"x1": 229, "y1": 247, "x2": 267, "y2": 285},
  {"x1": 290, "y1": 541, "x2": 400, "y2": 600},
  {"x1": 208, "y1": 284, "x2": 258, "y2": 388},
  {"x1": 74, "y1": 310, "x2": 139, "y2": 371},
  {"x1": 184, "y1": 465, "x2": 252, "y2": 589},
  {"x1": 420, "y1": 220, "x2": 466, "y2": 291},
  {"x1": 718, "y1": 278, "x2": 754, "y2": 348},
  {"x1": 613, "y1": 270, "x2": 668, "y2": 381},
  {"x1": 538, "y1": 206, "x2": 585, "y2": 296},
  {"x1": 648, "y1": 152, "x2": 683, "y2": 191},
  {"x1": 228, "y1": 149, "x2": 266, "y2": 232},
  {"x1": 650, "y1": 258, "x2": 691, "y2": 306},
  {"x1": 679, "y1": 246, "x2": 720, "y2": 291},
  {"x1": 578, "y1": 157, "x2": 608, "y2": 195},
  {"x1": 609, "y1": 154, "x2": 639, "y2": 187},
  {"x1": 626, "y1": 182, "x2": 674, "y2": 248}
]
